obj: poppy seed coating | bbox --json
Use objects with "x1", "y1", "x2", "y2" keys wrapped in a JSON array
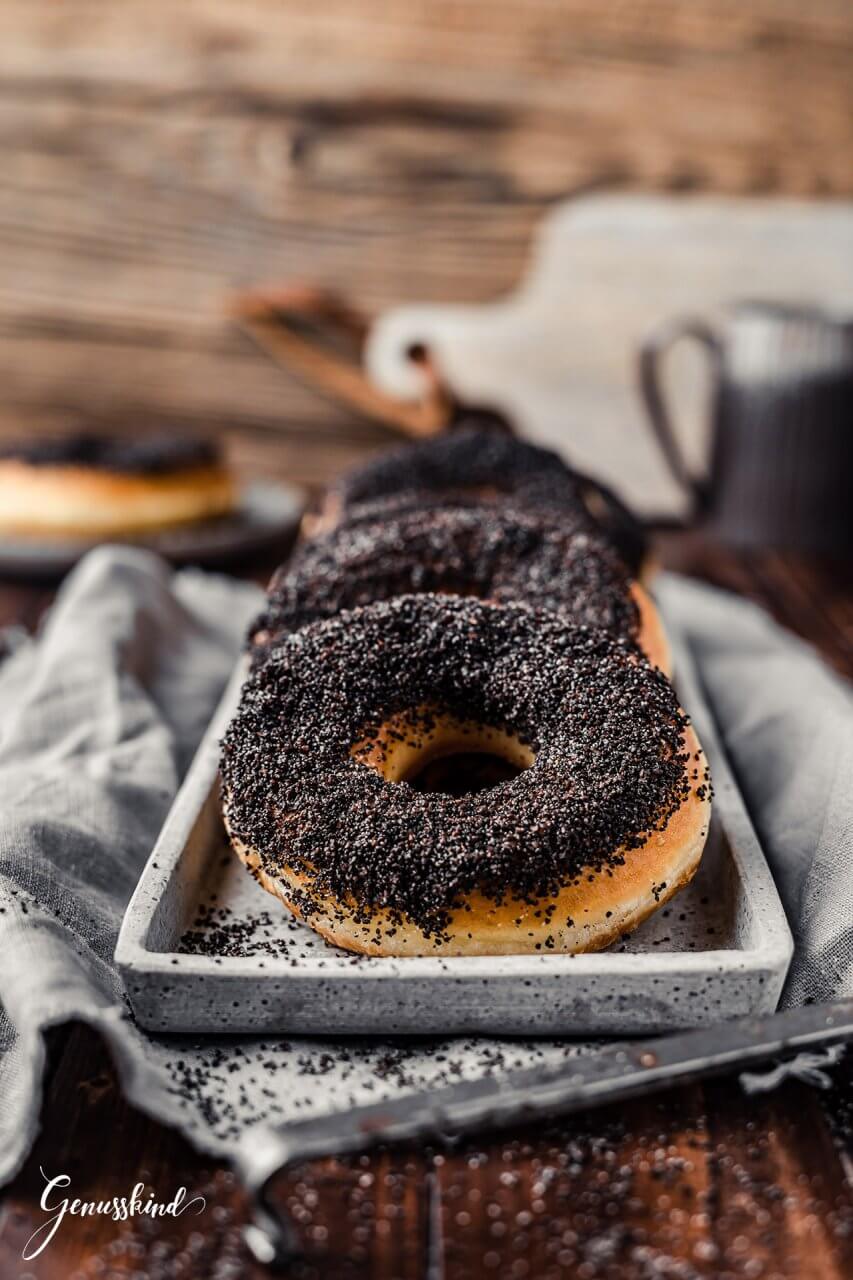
[
  {"x1": 0, "y1": 431, "x2": 221, "y2": 475},
  {"x1": 333, "y1": 424, "x2": 647, "y2": 575},
  {"x1": 335, "y1": 425, "x2": 588, "y2": 515},
  {"x1": 222, "y1": 594, "x2": 691, "y2": 942},
  {"x1": 250, "y1": 505, "x2": 639, "y2": 659}
]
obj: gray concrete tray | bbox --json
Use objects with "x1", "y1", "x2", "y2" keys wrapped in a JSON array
[{"x1": 115, "y1": 620, "x2": 793, "y2": 1036}]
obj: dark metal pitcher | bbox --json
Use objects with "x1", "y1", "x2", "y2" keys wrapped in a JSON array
[{"x1": 639, "y1": 302, "x2": 853, "y2": 552}]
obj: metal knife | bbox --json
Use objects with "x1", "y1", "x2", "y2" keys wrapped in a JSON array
[{"x1": 236, "y1": 997, "x2": 853, "y2": 1267}]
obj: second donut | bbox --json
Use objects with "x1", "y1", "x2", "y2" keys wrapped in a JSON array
[{"x1": 250, "y1": 504, "x2": 670, "y2": 672}]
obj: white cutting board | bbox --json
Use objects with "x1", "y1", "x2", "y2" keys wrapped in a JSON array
[{"x1": 367, "y1": 195, "x2": 853, "y2": 516}]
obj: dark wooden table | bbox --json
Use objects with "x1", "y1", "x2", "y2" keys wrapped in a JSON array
[{"x1": 0, "y1": 527, "x2": 850, "y2": 1280}]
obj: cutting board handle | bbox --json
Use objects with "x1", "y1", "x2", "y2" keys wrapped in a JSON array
[{"x1": 229, "y1": 283, "x2": 453, "y2": 438}]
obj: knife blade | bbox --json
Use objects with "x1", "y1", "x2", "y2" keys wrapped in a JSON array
[{"x1": 236, "y1": 997, "x2": 853, "y2": 1266}]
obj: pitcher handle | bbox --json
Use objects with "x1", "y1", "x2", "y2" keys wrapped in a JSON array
[{"x1": 638, "y1": 316, "x2": 723, "y2": 511}]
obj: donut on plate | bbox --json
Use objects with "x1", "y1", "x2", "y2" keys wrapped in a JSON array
[
  {"x1": 250, "y1": 504, "x2": 669, "y2": 672},
  {"x1": 221, "y1": 594, "x2": 710, "y2": 957},
  {"x1": 0, "y1": 432, "x2": 236, "y2": 538},
  {"x1": 309, "y1": 423, "x2": 648, "y2": 577}
]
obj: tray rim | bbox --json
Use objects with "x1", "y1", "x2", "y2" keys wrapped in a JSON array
[{"x1": 115, "y1": 614, "x2": 794, "y2": 993}]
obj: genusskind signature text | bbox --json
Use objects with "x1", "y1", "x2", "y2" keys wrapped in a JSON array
[{"x1": 23, "y1": 1168, "x2": 206, "y2": 1260}]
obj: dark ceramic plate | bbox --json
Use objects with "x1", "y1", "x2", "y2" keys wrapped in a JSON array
[{"x1": 0, "y1": 481, "x2": 305, "y2": 579}]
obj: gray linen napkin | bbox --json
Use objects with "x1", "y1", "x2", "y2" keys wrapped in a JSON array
[
  {"x1": 0, "y1": 548, "x2": 850, "y2": 1187},
  {"x1": 655, "y1": 576, "x2": 853, "y2": 1007}
]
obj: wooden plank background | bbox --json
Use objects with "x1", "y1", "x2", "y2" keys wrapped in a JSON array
[{"x1": 1, "y1": 1, "x2": 852, "y2": 493}]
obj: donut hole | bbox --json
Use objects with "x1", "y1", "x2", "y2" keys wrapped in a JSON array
[
  {"x1": 405, "y1": 750, "x2": 522, "y2": 797},
  {"x1": 352, "y1": 708, "x2": 535, "y2": 798}
]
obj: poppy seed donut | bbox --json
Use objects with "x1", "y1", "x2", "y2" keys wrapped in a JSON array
[
  {"x1": 221, "y1": 595, "x2": 710, "y2": 957},
  {"x1": 0, "y1": 432, "x2": 236, "y2": 538},
  {"x1": 0, "y1": 432, "x2": 222, "y2": 474},
  {"x1": 330, "y1": 425, "x2": 586, "y2": 513},
  {"x1": 250, "y1": 505, "x2": 669, "y2": 671},
  {"x1": 310, "y1": 424, "x2": 648, "y2": 576}
]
